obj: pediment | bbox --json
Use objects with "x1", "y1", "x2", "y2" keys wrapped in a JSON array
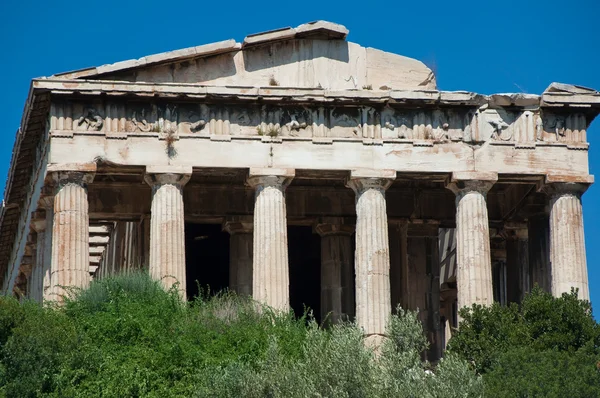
[{"x1": 53, "y1": 21, "x2": 436, "y2": 91}]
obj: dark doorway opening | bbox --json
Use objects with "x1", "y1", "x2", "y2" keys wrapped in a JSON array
[
  {"x1": 185, "y1": 223, "x2": 230, "y2": 300},
  {"x1": 288, "y1": 226, "x2": 322, "y2": 322}
]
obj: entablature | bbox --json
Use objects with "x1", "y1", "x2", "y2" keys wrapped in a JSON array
[{"x1": 40, "y1": 79, "x2": 598, "y2": 150}]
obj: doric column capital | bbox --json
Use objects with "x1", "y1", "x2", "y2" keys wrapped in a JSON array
[
  {"x1": 345, "y1": 169, "x2": 395, "y2": 194},
  {"x1": 314, "y1": 217, "x2": 355, "y2": 237},
  {"x1": 48, "y1": 163, "x2": 96, "y2": 188},
  {"x1": 542, "y1": 174, "x2": 593, "y2": 199},
  {"x1": 246, "y1": 168, "x2": 295, "y2": 191},
  {"x1": 144, "y1": 165, "x2": 192, "y2": 187},
  {"x1": 445, "y1": 171, "x2": 497, "y2": 196},
  {"x1": 223, "y1": 216, "x2": 254, "y2": 235}
]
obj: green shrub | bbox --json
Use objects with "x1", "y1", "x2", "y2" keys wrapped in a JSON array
[
  {"x1": 448, "y1": 287, "x2": 600, "y2": 397},
  {"x1": 0, "y1": 272, "x2": 482, "y2": 397},
  {"x1": 484, "y1": 347, "x2": 600, "y2": 398}
]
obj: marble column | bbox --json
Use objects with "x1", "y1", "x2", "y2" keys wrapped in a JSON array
[
  {"x1": 29, "y1": 214, "x2": 46, "y2": 303},
  {"x1": 223, "y1": 216, "x2": 253, "y2": 297},
  {"x1": 247, "y1": 168, "x2": 294, "y2": 311},
  {"x1": 505, "y1": 225, "x2": 529, "y2": 303},
  {"x1": 446, "y1": 172, "x2": 497, "y2": 311},
  {"x1": 346, "y1": 169, "x2": 395, "y2": 347},
  {"x1": 314, "y1": 218, "x2": 354, "y2": 324},
  {"x1": 48, "y1": 166, "x2": 95, "y2": 300},
  {"x1": 144, "y1": 166, "x2": 191, "y2": 297},
  {"x1": 546, "y1": 180, "x2": 590, "y2": 300},
  {"x1": 388, "y1": 221, "x2": 408, "y2": 312},
  {"x1": 528, "y1": 214, "x2": 551, "y2": 292}
]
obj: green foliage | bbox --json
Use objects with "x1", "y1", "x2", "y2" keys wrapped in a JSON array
[
  {"x1": 0, "y1": 272, "x2": 481, "y2": 397},
  {"x1": 484, "y1": 346, "x2": 600, "y2": 398},
  {"x1": 448, "y1": 287, "x2": 600, "y2": 397}
]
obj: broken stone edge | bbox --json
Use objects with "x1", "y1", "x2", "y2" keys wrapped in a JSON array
[{"x1": 52, "y1": 21, "x2": 349, "y2": 80}]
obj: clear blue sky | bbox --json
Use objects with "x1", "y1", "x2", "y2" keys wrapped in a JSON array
[{"x1": 0, "y1": 0, "x2": 598, "y2": 307}]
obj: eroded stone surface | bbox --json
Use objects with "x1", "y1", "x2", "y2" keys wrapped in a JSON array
[
  {"x1": 347, "y1": 171, "x2": 395, "y2": 344},
  {"x1": 48, "y1": 171, "x2": 94, "y2": 300},
  {"x1": 546, "y1": 182, "x2": 590, "y2": 300},
  {"x1": 446, "y1": 173, "x2": 497, "y2": 310},
  {"x1": 247, "y1": 169, "x2": 294, "y2": 311},
  {"x1": 144, "y1": 166, "x2": 191, "y2": 297}
]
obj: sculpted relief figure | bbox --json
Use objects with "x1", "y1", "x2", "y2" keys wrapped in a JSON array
[
  {"x1": 130, "y1": 107, "x2": 157, "y2": 133},
  {"x1": 77, "y1": 108, "x2": 103, "y2": 131},
  {"x1": 535, "y1": 115, "x2": 544, "y2": 141},
  {"x1": 488, "y1": 117, "x2": 511, "y2": 141},
  {"x1": 281, "y1": 108, "x2": 311, "y2": 137},
  {"x1": 178, "y1": 104, "x2": 209, "y2": 134},
  {"x1": 160, "y1": 104, "x2": 178, "y2": 134},
  {"x1": 330, "y1": 108, "x2": 361, "y2": 138},
  {"x1": 540, "y1": 113, "x2": 567, "y2": 142}
]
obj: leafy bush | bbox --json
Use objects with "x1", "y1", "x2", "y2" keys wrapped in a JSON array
[
  {"x1": 484, "y1": 346, "x2": 600, "y2": 398},
  {"x1": 0, "y1": 272, "x2": 481, "y2": 397},
  {"x1": 448, "y1": 287, "x2": 600, "y2": 397}
]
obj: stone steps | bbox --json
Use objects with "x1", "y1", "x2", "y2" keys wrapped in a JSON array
[{"x1": 88, "y1": 222, "x2": 112, "y2": 276}]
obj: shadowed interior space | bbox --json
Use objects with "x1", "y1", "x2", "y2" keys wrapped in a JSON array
[
  {"x1": 288, "y1": 226, "x2": 322, "y2": 322},
  {"x1": 185, "y1": 223, "x2": 230, "y2": 300}
]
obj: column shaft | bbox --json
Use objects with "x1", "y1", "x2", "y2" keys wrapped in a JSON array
[
  {"x1": 230, "y1": 234, "x2": 253, "y2": 296},
  {"x1": 447, "y1": 173, "x2": 496, "y2": 311},
  {"x1": 49, "y1": 171, "x2": 94, "y2": 300},
  {"x1": 388, "y1": 222, "x2": 407, "y2": 312},
  {"x1": 548, "y1": 185, "x2": 589, "y2": 299},
  {"x1": 29, "y1": 215, "x2": 46, "y2": 303},
  {"x1": 505, "y1": 228, "x2": 528, "y2": 303},
  {"x1": 145, "y1": 167, "x2": 191, "y2": 297},
  {"x1": 528, "y1": 214, "x2": 551, "y2": 292},
  {"x1": 248, "y1": 169, "x2": 294, "y2": 311},
  {"x1": 347, "y1": 171, "x2": 394, "y2": 346},
  {"x1": 315, "y1": 220, "x2": 354, "y2": 324},
  {"x1": 455, "y1": 190, "x2": 493, "y2": 307},
  {"x1": 42, "y1": 201, "x2": 54, "y2": 301},
  {"x1": 224, "y1": 217, "x2": 253, "y2": 297}
]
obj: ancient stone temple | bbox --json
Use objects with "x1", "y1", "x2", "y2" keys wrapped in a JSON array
[{"x1": 2, "y1": 21, "x2": 599, "y2": 356}]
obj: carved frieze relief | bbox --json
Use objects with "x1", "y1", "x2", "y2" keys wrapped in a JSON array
[
  {"x1": 381, "y1": 108, "x2": 466, "y2": 141},
  {"x1": 129, "y1": 104, "x2": 159, "y2": 133},
  {"x1": 48, "y1": 99, "x2": 590, "y2": 145},
  {"x1": 541, "y1": 112, "x2": 588, "y2": 143},
  {"x1": 77, "y1": 107, "x2": 104, "y2": 131}
]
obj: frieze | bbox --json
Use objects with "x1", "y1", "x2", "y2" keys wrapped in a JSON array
[{"x1": 48, "y1": 99, "x2": 591, "y2": 145}]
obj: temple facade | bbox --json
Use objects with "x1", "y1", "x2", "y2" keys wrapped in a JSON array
[{"x1": 2, "y1": 21, "x2": 598, "y2": 356}]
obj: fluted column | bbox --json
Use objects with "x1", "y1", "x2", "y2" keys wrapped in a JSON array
[
  {"x1": 48, "y1": 166, "x2": 95, "y2": 300},
  {"x1": 144, "y1": 166, "x2": 191, "y2": 297},
  {"x1": 446, "y1": 172, "x2": 497, "y2": 311},
  {"x1": 29, "y1": 214, "x2": 46, "y2": 303},
  {"x1": 314, "y1": 218, "x2": 354, "y2": 324},
  {"x1": 528, "y1": 214, "x2": 551, "y2": 292},
  {"x1": 546, "y1": 179, "x2": 591, "y2": 300},
  {"x1": 247, "y1": 168, "x2": 294, "y2": 311},
  {"x1": 346, "y1": 169, "x2": 395, "y2": 347},
  {"x1": 223, "y1": 216, "x2": 253, "y2": 296},
  {"x1": 504, "y1": 225, "x2": 529, "y2": 303}
]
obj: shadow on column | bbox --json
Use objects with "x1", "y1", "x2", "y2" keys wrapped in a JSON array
[
  {"x1": 288, "y1": 226, "x2": 322, "y2": 322},
  {"x1": 185, "y1": 223, "x2": 230, "y2": 300}
]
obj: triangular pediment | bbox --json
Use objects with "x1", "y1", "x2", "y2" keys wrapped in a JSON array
[{"x1": 53, "y1": 21, "x2": 436, "y2": 91}]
